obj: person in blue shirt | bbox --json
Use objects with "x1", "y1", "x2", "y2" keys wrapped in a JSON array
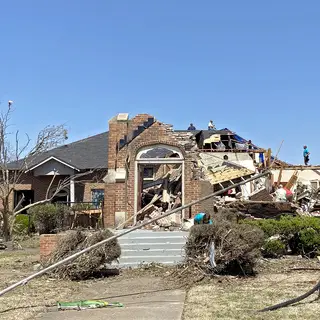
[
  {"x1": 194, "y1": 212, "x2": 213, "y2": 225},
  {"x1": 303, "y1": 145, "x2": 310, "y2": 165},
  {"x1": 188, "y1": 123, "x2": 196, "y2": 131}
]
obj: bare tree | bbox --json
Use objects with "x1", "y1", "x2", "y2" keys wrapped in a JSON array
[{"x1": 0, "y1": 101, "x2": 81, "y2": 241}]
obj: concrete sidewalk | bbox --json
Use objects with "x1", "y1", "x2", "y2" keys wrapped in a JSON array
[{"x1": 38, "y1": 277, "x2": 185, "y2": 320}]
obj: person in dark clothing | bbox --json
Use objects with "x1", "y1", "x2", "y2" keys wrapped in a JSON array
[
  {"x1": 188, "y1": 123, "x2": 196, "y2": 131},
  {"x1": 247, "y1": 140, "x2": 254, "y2": 159}
]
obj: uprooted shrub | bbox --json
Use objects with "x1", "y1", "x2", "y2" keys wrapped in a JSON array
[
  {"x1": 185, "y1": 219, "x2": 264, "y2": 275},
  {"x1": 46, "y1": 229, "x2": 121, "y2": 280},
  {"x1": 30, "y1": 204, "x2": 71, "y2": 234}
]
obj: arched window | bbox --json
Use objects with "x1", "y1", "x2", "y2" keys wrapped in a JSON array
[{"x1": 136, "y1": 145, "x2": 184, "y2": 161}]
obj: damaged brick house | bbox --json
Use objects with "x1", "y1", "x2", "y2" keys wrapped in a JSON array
[
  {"x1": 9, "y1": 112, "x2": 320, "y2": 226},
  {"x1": 103, "y1": 113, "x2": 271, "y2": 227}
]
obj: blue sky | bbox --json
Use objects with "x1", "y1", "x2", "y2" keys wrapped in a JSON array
[{"x1": 0, "y1": 1, "x2": 319, "y2": 164}]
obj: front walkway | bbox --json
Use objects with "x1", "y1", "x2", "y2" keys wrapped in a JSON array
[{"x1": 38, "y1": 276, "x2": 186, "y2": 320}]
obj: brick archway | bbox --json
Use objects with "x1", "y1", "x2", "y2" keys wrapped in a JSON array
[{"x1": 134, "y1": 143, "x2": 185, "y2": 223}]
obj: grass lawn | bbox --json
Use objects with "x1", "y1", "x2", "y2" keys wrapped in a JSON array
[
  {"x1": 183, "y1": 258, "x2": 320, "y2": 320},
  {"x1": 0, "y1": 237, "x2": 175, "y2": 320},
  {"x1": 0, "y1": 237, "x2": 84, "y2": 320},
  {"x1": 1, "y1": 237, "x2": 319, "y2": 320}
]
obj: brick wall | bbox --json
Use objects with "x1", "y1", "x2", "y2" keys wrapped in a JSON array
[
  {"x1": 40, "y1": 234, "x2": 64, "y2": 260},
  {"x1": 103, "y1": 114, "x2": 205, "y2": 226},
  {"x1": 83, "y1": 182, "x2": 105, "y2": 202}
]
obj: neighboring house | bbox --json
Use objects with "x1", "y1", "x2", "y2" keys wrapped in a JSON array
[
  {"x1": 7, "y1": 112, "x2": 320, "y2": 226},
  {"x1": 7, "y1": 132, "x2": 108, "y2": 212}
]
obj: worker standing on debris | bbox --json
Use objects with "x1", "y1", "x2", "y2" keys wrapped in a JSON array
[
  {"x1": 208, "y1": 120, "x2": 215, "y2": 130},
  {"x1": 303, "y1": 146, "x2": 310, "y2": 165},
  {"x1": 194, "y1": 212, "x2": 213, "y2": 225},
  {"x1": 188, "y1": 123, "x2": 196, "y2": 131}
]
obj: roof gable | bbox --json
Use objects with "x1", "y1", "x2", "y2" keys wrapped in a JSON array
[
  {"x1": 9, "y1": 131, "x2": 108, "y2": 170},
  {"x1": 25, "y1": 156, "x2": 80, "y2": 172}
]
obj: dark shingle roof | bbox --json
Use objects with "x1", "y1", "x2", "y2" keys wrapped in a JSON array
[{"x1": 9, "y1": 132, "x2": 108, "y2": 170}]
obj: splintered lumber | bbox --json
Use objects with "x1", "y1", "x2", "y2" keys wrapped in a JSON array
[
  {"x1": 277, "y1": 166, "x2": 283, "y2": 186},
  {"x1": 277, "y1": 165, "x2": 320, "y2": 170},
  {"x1": 270, "y1": 140, "x2": 284, "y2": 168},
  {"x1": 266, "y1": 148, "x2": 272, "y2": 167},
  {"x1": 285, "y1": 170, "x2": 298, "y2": 190},
  {"x1": 0, "y1": 170, "x2": 270, "y2": 298},
  {"x1": 116, "y1": 194, "x2": 161, "y2": 229}
]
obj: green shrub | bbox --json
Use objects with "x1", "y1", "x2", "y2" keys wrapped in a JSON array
[
  {"x1": 13, "y1": 214, "x2": 30, "y2": 235},
  {"x1": 262, "y1": 239, "x2": 286, "y2": 258},
  {"x1": 297, "y1": 228, "x2": 320, "y2": 257},
  {"x1": 30, "y1": 204, "x2": 70, "y2": 234},
  {"x1": 71, "y1": 203, "x2": 95, "y2": 212},
  {"x1": 242, "y1": 216, "x2": 320, "y2": 257},
  {"x1": 242, "y1": 216, "x2": 320, "y2": 238}
]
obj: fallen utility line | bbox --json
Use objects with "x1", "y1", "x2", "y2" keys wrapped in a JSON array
[
  {"x1": 0, "y1": 170, "x2": 270, "y2": 297},
  {"x1": 259, "y1": 280, "x2": 320, "y2": 312}
]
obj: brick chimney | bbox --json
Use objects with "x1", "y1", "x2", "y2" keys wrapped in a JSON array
[{"x1": 107, "y1": 113, "x2": 130, "y2": 170}]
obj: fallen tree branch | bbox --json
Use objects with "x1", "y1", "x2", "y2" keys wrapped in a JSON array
[
  {"x1": 259, "y1": 280, "x2": 320, "y2": 312},
  {"x1": 0, "y1": 170, "x2": 270, "y2": 297}
]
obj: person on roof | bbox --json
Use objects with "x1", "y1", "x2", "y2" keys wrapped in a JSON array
[
  {"x1": 208, "y1": 120, "x2": 215, "y2": 130},
  {"x1": 303, "y1": 146, "x2": 310, "y2": 165},
  {"x1": 194, "y1": 212, "x2": 213, "y2": 225},
  {"x1": 188, "y1": 123, "x2": 196, "y2": 131},
  {"x1": 246, "y1": 139, "x2": 254, "y2": 159}
]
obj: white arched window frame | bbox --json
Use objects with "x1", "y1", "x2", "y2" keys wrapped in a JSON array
[{"x1": 134, "y1": 145, "x2": 185, "y2": 220}]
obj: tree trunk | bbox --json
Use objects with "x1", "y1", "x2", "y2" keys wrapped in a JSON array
[
  {"x1": 2, "y1": 199, "x2": 11, "y2": 242},
  {"x1": 2, "y1": 210, "x2": 10, "y2": 241}
]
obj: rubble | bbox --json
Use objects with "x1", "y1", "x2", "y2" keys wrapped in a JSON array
[
  {"x1": 135, "y1": 164, "x2": 183, "y2": 229},
  {"x1": 135, "y1": 128, "x2": 320, "y2": 226}
]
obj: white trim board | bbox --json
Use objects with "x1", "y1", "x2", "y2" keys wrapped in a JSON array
[{"x1": 25, "y1": 156, "x2": 80, "y2": 172}]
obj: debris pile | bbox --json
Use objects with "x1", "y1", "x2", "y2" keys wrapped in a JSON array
[
  {"x1": 185, "y1": 209, "x2": 264, "y2": 275},
  {"x1": 198, "y1": 153, "x2": 254, "y2": 186},
  {"x1": 46, "y1": 229, "x2": 121, "y2": 280},
  {"x1": 136, "y1": 164, "x2": 183, "y2": 229}
]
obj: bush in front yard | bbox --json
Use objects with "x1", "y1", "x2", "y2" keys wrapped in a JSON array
[
  {"x1": 13, "y1": 214, "x2": 31, "y2": 235},
  {"x1": 296, "y1": 228, "x2": 320, "y2": 257},
  {"x1": 30, "y1": 204, "x2": 70, "y2": 234},
  {"x1": 262, "y1": 239, "x2": 286, "y2": 258},
  {"x1": 242, "y1": 216, "x2": 320, "y2": 257}
]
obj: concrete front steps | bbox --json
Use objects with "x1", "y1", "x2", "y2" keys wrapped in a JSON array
[{"x1": 114, "y1": 230, "x2": 189, "y2": 268}]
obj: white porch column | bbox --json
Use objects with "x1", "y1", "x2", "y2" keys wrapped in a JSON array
[{"x1": 70, "y1": 176, "x2": 75, "y2": 204}]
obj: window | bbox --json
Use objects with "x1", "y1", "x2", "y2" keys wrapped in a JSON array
[
  {"x1": 91, "y1": 189, "x2": 104, "y2": 208},
  {"x1": 143, "y1": 167, "x2": 154, "y2": 180}
]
